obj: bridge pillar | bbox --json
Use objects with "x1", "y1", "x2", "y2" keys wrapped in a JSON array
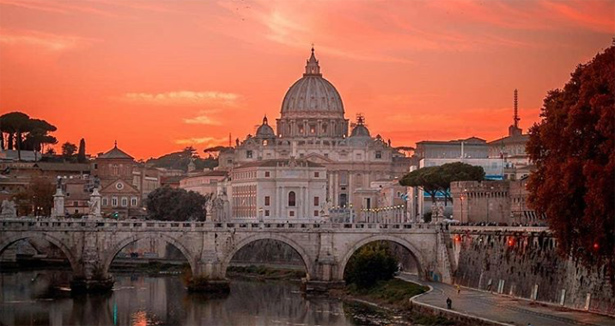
[
  {"x1": 303, "y1": 235, "x2": 345, "y2": 292},
  {"x1": 70, "y1": 232, "x2": 114, "y2": 294},
  {"x1": 188, "y1": 252, "x2": 229, "y2": 293}
]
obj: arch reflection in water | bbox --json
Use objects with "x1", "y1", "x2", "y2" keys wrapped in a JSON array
[{"x1": 0, "y1": 271, "x2": 383, "y2": 326}]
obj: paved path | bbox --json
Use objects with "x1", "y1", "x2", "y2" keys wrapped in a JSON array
[{"x1": 398, "y1": 273, "x2": 615, "y2": 326}]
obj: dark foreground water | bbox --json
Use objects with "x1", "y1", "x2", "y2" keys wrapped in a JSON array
[{"x1": 0, "y1": 271, "x2": 404, "y2": 326}]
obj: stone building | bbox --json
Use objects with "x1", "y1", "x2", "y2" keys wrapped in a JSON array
[
  {"x1": 94, "y1": 143, "x2": 160, "y2": 218},
  {"x1": 216, "y1": 48, "x2": 413, "y2": 220},
  {"x1": 230, "y1": 159, "x2": 326, "y2": 221},
  {"x1": 450, "y1": 179, "x2": 542, "y2": 225}
]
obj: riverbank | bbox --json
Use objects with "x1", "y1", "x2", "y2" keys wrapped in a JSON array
[
  {"x1": 331, "y1": 278, "x2": 456, "y2": 326},
  {"x1": 226, "y1": 265, "x2": 305, "y2": 281}
]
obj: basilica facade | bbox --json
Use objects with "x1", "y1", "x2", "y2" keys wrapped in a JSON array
[{"x1": 211, "y1": 49, "x2": 412, "y2": 221}]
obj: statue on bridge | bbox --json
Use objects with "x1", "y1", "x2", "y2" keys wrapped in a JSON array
[
  {"x1": 0, "y1": 199, "x2": 17, "y2": 218},
  {"x1": 88, "y1": 186, "x2": 102, "y2": 219}
]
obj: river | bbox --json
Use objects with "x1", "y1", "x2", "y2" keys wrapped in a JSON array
[{"x1": 0, "y1": 271, "x2": 405, "y2": 326}]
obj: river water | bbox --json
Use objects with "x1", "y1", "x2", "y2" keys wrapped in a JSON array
[{"x1": 0, "y1": 271, "x2": 404, "y2": 326}]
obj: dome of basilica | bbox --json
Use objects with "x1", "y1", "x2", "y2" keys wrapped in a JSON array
[
  {"x1": 280, "y1": 48, "x2": 344, "y2": 117},
  {"x1": 256, "y1": 116, "x2": 276, "y2": 138}
]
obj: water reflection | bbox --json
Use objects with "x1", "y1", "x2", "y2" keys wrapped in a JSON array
[{"x1": 0, "y1": 271, "x2": 399, "y2": 326}]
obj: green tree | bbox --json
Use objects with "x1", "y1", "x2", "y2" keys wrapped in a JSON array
[
  {"x1": 399, "y1": 162, "x2": 484, "y2": 206},
  {"x1": 344, "y1": 241, "x2": 398, "y2": 289},
  {"x1": 146, "y1": 186, "x2": 211, "y2": 221},
  {"x1": 61, "y1": 142, "x2": 78, "y2": 161},
  {"x1": 77, "y1": 138, "x2": 87, "y2": 163},
  {"x1": 526, "y1": 45, "x2": 614, "y2": 286}
]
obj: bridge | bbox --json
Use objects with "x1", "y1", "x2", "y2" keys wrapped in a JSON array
[{"x1": 0, "y1": 218, "x2": 452, "y2": 292}]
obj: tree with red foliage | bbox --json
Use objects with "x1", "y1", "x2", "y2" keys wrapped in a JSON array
[{"x1": 527, "y1": 45, "x2": 614, "y2": 285}]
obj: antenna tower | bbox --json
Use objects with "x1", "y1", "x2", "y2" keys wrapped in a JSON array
[{"x1": 513, "y1": 89, "x2": 519, "y2": 128}]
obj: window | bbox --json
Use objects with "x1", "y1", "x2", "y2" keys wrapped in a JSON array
[
  {"x1": 112, "y1": 197, "x2": 118, "y2": 207},
  {"x1": 263, "y1": 140, "x2": 268, "y2": 146},
  {"x1": 375, "y1": 151, "x2": 382, "y2": 159},
  {"x1": 339, "y1": 194, "x2": 348, "y2": 207},
  {"x1": 288, "y1": 191, "x2": 296, "y2": 206},
  {"x1": 131, "y1": 197, "x2": 138, "y2": 207},
  {"x1": 121, "y1": 197, "x2": 128, "y2": 207},
  {"x1": 289, "y1": 211, "x2": 295, "y2": 217},
  {"x1": 265, "y1": 210, "x2": 270, "y2": 216},
  {"x1": 265, "y1": 171, "x2": 270, "y2": 177},
  {"x1": 310, "y1": 125, "x2": 316, "y2": 134},
  {"x1": 340, "y1": 171, "x2": 348, "y2": 185},
  {"x1": 314, "y1": 172, "x2": 320, "y2": 178},
  {"x1": 314, "y1": 196, "x2": 319, "y2": 206},
  {"x1": 73, "y1": 201, "x2": 78, "y2": 207},
  {"x1": 227, "y1": 159, "x2": 233, "y2": 164},
  {"x1": 314, "y1": 210, "x2": 319, "y2": 217},
  {"x1": 264, "y1": 196, "x2": 270, "y2": 206},
  {"x1": 102, "y1": 197, "x2": 108, "y2": 207},
  {"x1": 246, "y1": 150, "x2": 253, "y2": 158}
]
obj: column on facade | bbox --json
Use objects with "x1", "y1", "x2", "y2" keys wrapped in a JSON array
[
  {"x1": 278, "y1": 185, "x2": 284, "y2": 218},
  {"x1": 347, "y1": 172, "x2": 353, "y2": 207},
  {"x1": 303, "y1": 120, "x2": 308, "y2": 137},
  {"x1": 304, "y1": 186, "x2": 309, "y2": 218},
  {"x1": 332, "y1": 172, "x2": 338, "y2": 207},
  {"x1": 317, "y1": 120, "x2": 322, "y2": 137}
]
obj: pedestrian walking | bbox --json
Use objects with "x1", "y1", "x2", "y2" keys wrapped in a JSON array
[
  {"x1": 456, "y1": 284, "x2": 461, "y2": 295},
  {"x1": 446, "y1": 297, "x2": 452, "y2": 309}
]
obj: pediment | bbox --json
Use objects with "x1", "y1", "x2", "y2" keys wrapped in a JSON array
[{"x1": 304, "y1": 153, "x2": 334, "y2": 164}]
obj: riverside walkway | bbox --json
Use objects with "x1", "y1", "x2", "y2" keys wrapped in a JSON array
[{"x1": 398, "y1": 273, "x2": 615, "y2": 326}]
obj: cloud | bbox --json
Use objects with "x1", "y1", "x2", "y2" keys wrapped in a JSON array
[
  {"x1": 175, "y1": 137, "x2": 226, "y2": 145},
  {"x1": 121, "y1": 91, "x2": 240, "y2": 106},
  {"x1": 0, "y1": 28, "x2": 95, "y2": 52},
  {"x1": 183, "y1": 114, "x2": 221, "y2": 126}
]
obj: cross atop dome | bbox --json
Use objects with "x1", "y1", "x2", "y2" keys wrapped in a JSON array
[{"x1": 304, "y1": 46, "x2": 321, "y2": 76}]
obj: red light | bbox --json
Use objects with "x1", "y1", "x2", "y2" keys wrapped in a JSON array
[
  {"x1": 507, "y1": 238, "x2": 515, "y2": 247},
  {"x1": 455, "y1": 235, "x2": 461, "y2": 242},
  {"x1": 593, "y1": 243, "x2": 599, "y2": 250}
]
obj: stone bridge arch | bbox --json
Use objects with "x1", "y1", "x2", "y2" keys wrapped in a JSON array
[
  {"x1": 102, "y1": 233, "x2": 199, "y2": 276},
  {"x1": 337, "y1": 234, "x2": 427, "y2": 280},
  {"x1": 0, "y1": 232, "x2": 81, "y2": 274},
  {"x1": 220, "y1": 233, "x2": 314, "y2": 278}
]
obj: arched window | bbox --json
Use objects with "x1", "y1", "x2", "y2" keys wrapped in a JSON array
[{"x1": 288, "y1": 191, "x2": 296, "y2": 207}]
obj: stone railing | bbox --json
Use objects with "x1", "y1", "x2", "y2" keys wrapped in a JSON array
[
  {"x1": 0, "y1": 217, "x2": 438, "y2": 232},
  {"x1": 449, "y1": 225, "x2": 550, "y2": 234}
]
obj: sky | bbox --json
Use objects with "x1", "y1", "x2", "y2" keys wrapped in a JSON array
[{"x1": 0, "y1": 0, "x2": 613, "y2": 159}]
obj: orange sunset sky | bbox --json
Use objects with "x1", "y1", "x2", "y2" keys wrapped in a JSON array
[{"x1": 0, "y1": 0, "x2": 613, "y2": 159}]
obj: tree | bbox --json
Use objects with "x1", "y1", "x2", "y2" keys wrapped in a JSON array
[
  {"x1": 0, "y1": 112, "x2": 30, "y2": 161},
  {"x1": 77, "y1": 138, "x2": 87, "y2": 163},
  {"x1": 146, "y1": 186, "x2": 211, "y2": 221},
  {"x1": 344, "y1": 241, "x2": 398, "y2": 289},
  {"x1": 13, "y1": 177, "x2": 55, "y2": 216},
  {"x1": 526, "y1": 45, "x2": 614, "y2": 286},
  {"x1": 399, "y1": 162, "x2": 485, "y2": 206},
  {"x1": 61, "y1": 142, "x2": 78, "y2": 161}
]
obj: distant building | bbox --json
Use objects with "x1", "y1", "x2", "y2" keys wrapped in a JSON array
[
  {"x1": 230, "y1": 159, "x2": 327, "y2": 221},
  {"x1": 179, "y1": 170, "x2": 228, "y2": 197},
  {"x1": 450, "y1": 178, "x2": 542, "y2": 225},
  {"x1": 415, "y1": 137, "x2": 488, "y2": 159},
  {"x1": 213, "y1": 49, "x2": 413, "y2": 221},
  {"x1": 487, "y1": 89, "x2": 532, "y2": 180},
  {"x1": 94, "y1": 143, "x2": 160, "y2": 218}
]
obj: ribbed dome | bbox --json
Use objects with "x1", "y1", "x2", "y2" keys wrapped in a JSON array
[
  {"x1": 280, "y1": 48, "x2": 344, "y2": 117},
  {"x1": 256, "y1": 116, "x2": 276, "y2": 138},
  {"x1": 350, "y1": 124, "x2": 371, "y2": 138}
]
